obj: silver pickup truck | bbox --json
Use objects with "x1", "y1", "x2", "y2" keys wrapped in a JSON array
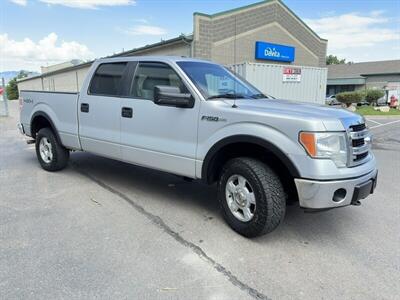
[{"x1": 18, "y1": 56, "x2": 378, "y2": 237}]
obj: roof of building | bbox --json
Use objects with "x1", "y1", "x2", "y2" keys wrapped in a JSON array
[
  {"x1": 328, "y1": 60, "x2": 400, "y2": 79},
  {"x1": 17, "y1": 61, "x2": 94, "y2": 83},
  {"x1": 111, "y1": 34, "x2": 193, "y2": 57}
]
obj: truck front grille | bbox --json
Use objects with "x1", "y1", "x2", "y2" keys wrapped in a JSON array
[
  {"x1": 352, "y1": 138, "x2": 365, "y2": 147},
  {"x1": 350, "y1": 123, "x2": 366, "y2": 132},
  {"x1": 355, "y1": 152, "x2": 369, "y2": 161},
  {"x1": 348, "y1": 123, "x2": 370, "y2": 166}
]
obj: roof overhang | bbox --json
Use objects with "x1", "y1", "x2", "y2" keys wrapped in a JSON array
[
  {"x1": 327, "y1": 77, "x2": 366, "y2": 85},
  {"x1": 17, "y1": 61, "x2": 94, "y2": 83},
  {"x1": 112, "y1": 35, "x2": 193, "y2": 57}
]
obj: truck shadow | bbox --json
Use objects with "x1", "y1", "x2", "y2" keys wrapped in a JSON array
[{"x1": 69, "y1": 151, "x2": 354, "y2": 242}]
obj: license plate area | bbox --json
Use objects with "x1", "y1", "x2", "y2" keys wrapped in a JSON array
[{"x1": 351, "y1": 174, "x2": 377, "y2": 204}]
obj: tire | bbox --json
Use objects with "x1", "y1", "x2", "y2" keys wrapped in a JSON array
[
  {"x1": 35, "y1": 128, "x2": 69, "y2": 171},
  {"x1": 218, "y1": 157, "x2": 286, "y2": 237}
]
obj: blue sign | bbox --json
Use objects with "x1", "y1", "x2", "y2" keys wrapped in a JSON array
[{"x1": 255, "y1": 41, "x2": 295, "y2": 62}]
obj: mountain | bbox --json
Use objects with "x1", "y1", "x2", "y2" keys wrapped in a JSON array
[{"x1": 0, "y1": 71, "x2": 40, "y2": 84}]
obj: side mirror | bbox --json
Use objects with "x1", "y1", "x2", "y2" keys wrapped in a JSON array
[{"x1": 154, "y1": 85, "x2": 194, "y2": 108}]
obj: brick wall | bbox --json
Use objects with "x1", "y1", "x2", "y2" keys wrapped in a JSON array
[{"x1": 193, "y1": 0, "x2": 327, "y2": 67}]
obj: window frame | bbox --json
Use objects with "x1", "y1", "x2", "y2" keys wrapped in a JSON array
[{"x1": 128, "y1": 61, "x2": 193, "y2": 102}]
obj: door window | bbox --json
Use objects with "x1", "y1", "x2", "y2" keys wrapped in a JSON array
[
  {"x1": 130, "y1": 62, "x2": 188, "y2": 100},
  {"x1": 89, "y1": 62, "x2": 128, "y2": 96}
]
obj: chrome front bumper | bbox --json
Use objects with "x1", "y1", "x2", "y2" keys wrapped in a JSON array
[{"x1": 295, "y1": 168, "x2": 378, "y2": 209}]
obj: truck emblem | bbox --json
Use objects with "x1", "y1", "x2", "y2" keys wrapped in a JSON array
[{"x1": 201, "y1": 115, "x2": 226, "y2": 122}]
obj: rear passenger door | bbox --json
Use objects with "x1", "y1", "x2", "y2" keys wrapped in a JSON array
[
  {"x1": 78, "y1": 61, "x2": 131, "y2": 159},
  {"x1": 120, "y1": 61, "x2": 200, "y2": 177}
]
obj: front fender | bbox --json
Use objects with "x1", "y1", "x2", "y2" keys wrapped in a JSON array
[{"x1": 196, "y1": 122, "x2": 304, "y2": 179}]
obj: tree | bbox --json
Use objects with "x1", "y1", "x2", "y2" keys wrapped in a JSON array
[
  {"x1": 365, "y1": 89, "x2": 384, "y2": 105},
  {"x1": 336, "y1": 91, "x2": 363, "y2": 107},
  {"x1": 5, "y1": 71, "x2": 28, "y2": 100},
  {"x1": 326, "y1": 55, "x2": 347, "y2": 65}
]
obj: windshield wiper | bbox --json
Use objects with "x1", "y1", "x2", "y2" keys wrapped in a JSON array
[
  {"x1": 207, "y1": 93, "x2": 245, "y2": 100},
  {"x1": 250, "y1": 93, "x2": 267, "y2": 99}
]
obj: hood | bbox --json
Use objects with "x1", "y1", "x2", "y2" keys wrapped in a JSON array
[{"x1": 224, "y1": 98, "x2": 364, "y2": 130}]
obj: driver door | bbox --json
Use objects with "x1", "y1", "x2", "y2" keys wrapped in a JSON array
[{"x1": 120, "y1": 61, "x2": 200, "y2": 177}]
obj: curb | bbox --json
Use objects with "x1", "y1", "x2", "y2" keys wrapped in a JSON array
[{"x1": 364, "y1": 115, "x2": 400, "y2": 119}]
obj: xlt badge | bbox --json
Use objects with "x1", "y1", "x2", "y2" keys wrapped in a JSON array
[{"x1": 201, "y1": 116, "x2": 227, "y2": 122}]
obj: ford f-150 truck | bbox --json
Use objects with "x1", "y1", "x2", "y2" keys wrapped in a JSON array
[{"x1": 18, "y1": 56, "x2": 378, "y2": 237}]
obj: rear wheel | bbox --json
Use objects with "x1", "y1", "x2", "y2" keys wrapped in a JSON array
[
  {"x1": 35, "y1": 128, "x2": 69, "y2": 171},
  {"x1": 218, "y1": 157, "x2": 286, "y2": 237}
]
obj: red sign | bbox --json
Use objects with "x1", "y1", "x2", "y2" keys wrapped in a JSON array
[
  {"x1": 0, "y1": 88, "x2": 3, "y2": 95},
  {"x1": 283, "y1": 67, "x2": 301, "y2": 82},
  {"x1": 283, "y1": 67, "x2": 301, "y2": 75}
]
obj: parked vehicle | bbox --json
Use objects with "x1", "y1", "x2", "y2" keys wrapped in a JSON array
[
  {"x1": 18, "y1": 57, "x2": 378, "y2": 237},
  {"x1": 376, "y1": 96, "x2": 388, "y2": 106},
  {"x1": 325, "y1": 94, "x2": 338, "y2": 105},
  {"x1": 357, "y1": 100, "x2": 370, "y2": 107},
  {"x1": 325, "y1": 95, "x2": 345, "y2": 107}
]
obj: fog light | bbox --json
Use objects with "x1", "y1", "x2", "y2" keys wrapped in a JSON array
[{"x1": 333, "y1": 188, "x2": 346, "y2": 202}]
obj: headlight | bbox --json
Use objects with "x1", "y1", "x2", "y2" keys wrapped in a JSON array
[{"x1": 299, "y1": 132, "x2": 348, "y2": 167}]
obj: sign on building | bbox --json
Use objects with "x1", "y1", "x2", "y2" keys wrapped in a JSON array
[
  {"x1": 283, "y1": 67, "x2": 301, "y2": 82},
  {"x1": 255, "y1": 41, "x2": 295, "y2": 62}
]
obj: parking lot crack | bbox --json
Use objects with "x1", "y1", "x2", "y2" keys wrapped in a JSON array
[{"x1": 72, "y1": 164, "x2": 270, "y2": 300}]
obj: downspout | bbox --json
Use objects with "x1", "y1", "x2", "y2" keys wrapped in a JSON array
[{"x1": 180, "y1": 36, "x2": 193, "y2": 57}]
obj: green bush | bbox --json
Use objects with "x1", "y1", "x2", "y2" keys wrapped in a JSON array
[
  {"x1": 5, "y1": 71, "x2": 28, "y2": 100},
  {"x1": 364, "y1": 89, "x2": 385, "y2": 104},
  {"x1": 336, "y1": 91, "x2": 363, "y2": 106},
  {"x1": 6, "y1": 78, "x2": 19, "y2": 100}
]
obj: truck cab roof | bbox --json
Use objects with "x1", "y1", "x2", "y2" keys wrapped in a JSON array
[{"x1": 95, "y1": 56, "x2": 216, "y2": 65}]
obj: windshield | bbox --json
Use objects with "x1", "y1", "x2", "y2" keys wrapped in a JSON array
[{"x1": 176, "y1": 61, "x2": 267, "y2": 100}]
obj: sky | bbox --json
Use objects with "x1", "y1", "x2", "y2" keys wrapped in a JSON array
[{"x1": 1, "y1": 0, "x2": 399, "y2": 72}]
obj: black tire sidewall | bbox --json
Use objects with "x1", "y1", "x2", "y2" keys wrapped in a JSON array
[
  {"x1": 218, "y1": 158, "x2": 285, "y2": 237},
  {"x1": 35, "y1": 128, "x2": 68, "y2": 171}
]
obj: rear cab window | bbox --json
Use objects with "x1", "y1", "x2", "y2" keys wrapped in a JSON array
[{"x1": 89, "y1": 62, "x2": 128, "y2": 97}]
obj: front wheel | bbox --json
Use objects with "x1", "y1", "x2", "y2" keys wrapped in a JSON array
[
  {"x1": 218, "y1": 157, "x2": 286, "y2": 237},
  {"x1": 35, "y1": 128, "x2": 69, "y2": 171}
]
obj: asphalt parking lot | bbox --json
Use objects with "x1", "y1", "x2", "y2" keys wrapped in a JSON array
[{"x1": 1, "y1": 101, "x2": 399, "y2": 300}]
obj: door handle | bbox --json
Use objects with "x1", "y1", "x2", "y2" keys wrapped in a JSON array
[
  {"x1": 81, "y1": 103, "x2": 89, "y2": 113},
  {"x1": 121, "y1": 107, "x2": 133, "y2": 118}
]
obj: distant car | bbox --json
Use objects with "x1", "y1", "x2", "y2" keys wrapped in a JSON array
[
  {"x1": 376, "y1": 96, "x2": 388, "y2": 106},
  {"x1": 325, "y1": 95, "x2": 342, "y2": 106},
  {"x1": 357, "y1": 101, "x2": 369, "y2": 107}
]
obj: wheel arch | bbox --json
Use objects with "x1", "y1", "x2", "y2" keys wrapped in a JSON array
[
  {"x1": 30, "y1": 111, "x2": 62, "y2": 144},
  {"x1": 201, "y1": 135, "x2": 300, "y2": 184}
]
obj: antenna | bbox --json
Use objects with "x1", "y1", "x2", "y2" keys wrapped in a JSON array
[{"x1": 232, "y1": 14, "x2": 238, "y2": 108}]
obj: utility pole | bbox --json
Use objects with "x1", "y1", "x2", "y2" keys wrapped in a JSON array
[{"x1": 1, "y1": 78, "x2": 9, "y2": 117}]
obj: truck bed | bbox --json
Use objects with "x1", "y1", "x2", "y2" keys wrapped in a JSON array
[{"x1": 19, "y1": 90, "x2": 81, "y2": 150}]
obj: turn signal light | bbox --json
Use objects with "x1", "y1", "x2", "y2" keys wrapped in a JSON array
[{"x1": 299, "y1": 132, "x2": 316, "y2": 157}]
